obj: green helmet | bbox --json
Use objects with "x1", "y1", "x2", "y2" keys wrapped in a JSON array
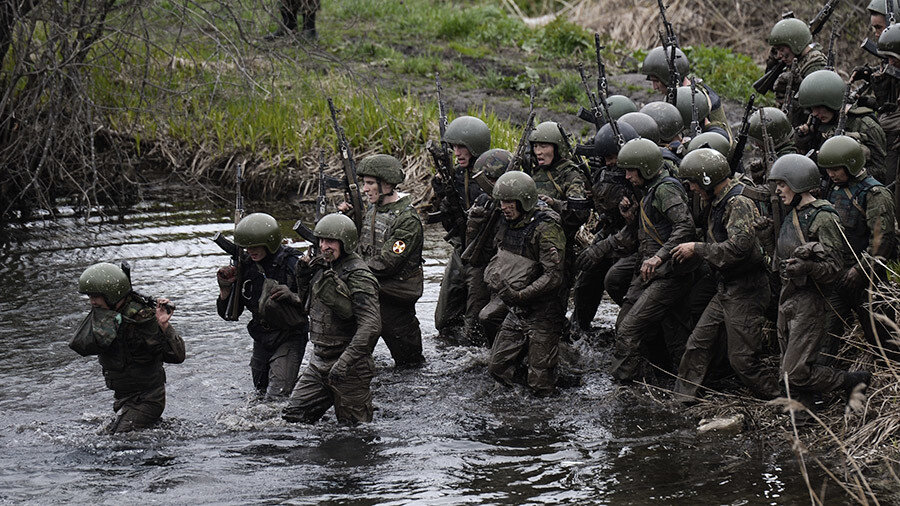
[
  {"x1": 78, "y1": 262, "x2": 132, "y2": 305},
  {"x1": 604, "y1": 95, "x2": 639, "y2": 122},
  {"x1": 235, "y1": 212, "x2": 282, "y2": 253},
  {"x1": 474, "y1": 148, "x2": 512, "y2": 180},
  {"x1": 878, "y1": 23, "x2": 900, "y2": 60},
  {"x1": 357, "y1": 154, "x2": 405, "y2": 185},
  {"x1": 797, "y1": 70, "x2": 846, "y2": 112},
  {"x1": 818, "y1": 135, "x2": 866, "y2": 177},
  {"x1": 748, "y1": 107, "x2": 793, "y2": 147},
  {"x1": 492, "y1": 171, "x2": 538, "y2": 212},
  {"x1": 642, "y1": 46, "x2": 689, "y2": 87},
  {"x1": 868, "y1": 0, "x2": 887, "y2": 15},
  {"x1": 529, "y1": 121, "x2": 570, "y2": 158},
  {"x1": 619, "y1": 112, "x2": 661, "y2": 144},
  {"x1": 314, "y1": 212, "x2": 358, "y2": 252},
  {"x1": 768, "y1": 18, "x2": 812, "y2": 56},
  {"x1": 618, "y1": 138, "x2": 664, "y2": 180},
  {"x1": 768, "y1": 154, "x2": 820, "y2": 193},
  {"x1": 679, "y1": 148, "x2": 731, "y2": 190},
  {"x1": 687, "y1": 132, "x2": 731, "y2": 157},
  {"x1": 675, "y1": 86, "x2": 710, "y2": 130},
  {"x1": 443, "y1": 116, "x2": 491, "y2": 159},
  {"x1": 640, "y1": 102, "x2": 684, "y2": 143}
]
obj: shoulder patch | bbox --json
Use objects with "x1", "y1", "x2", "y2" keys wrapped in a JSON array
[{"x1": 392, "y1": 240, "x2": 406, "y2": 254}]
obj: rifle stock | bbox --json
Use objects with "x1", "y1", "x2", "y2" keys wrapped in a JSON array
[{"x1": 753, "y1": 61, "x2": 785, "y2": 95}]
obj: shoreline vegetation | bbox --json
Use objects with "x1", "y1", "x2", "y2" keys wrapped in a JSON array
[{"x1": 2, "y1": 0, "x2": 896, "y2": 501}]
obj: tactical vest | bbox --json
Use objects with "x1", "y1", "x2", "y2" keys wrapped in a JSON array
[
  {"x1": 530, "y1": 159, "x2": 574, "y2": 200},
  {"x1": 241, "y1": 246, "x2": 305, "y2": 349},
  {"x1": 777, "y1": 200, "x2": 838, "y2": 261},
  {"x1": 307, "y1": 254, "x2": 369, "y2": 353},
  {"x1": 709, "y1": 184, "x2": 746, "y2": 243},
  {"x1": 497, "y1": 208, "x2": 553, "y2": 259},
  {"x1": 827, "y1": 176, "x2": 879, "y2": 254},
  {"x1": 98, "y1": 299, "x2": 166, "y2": 395},
  {"x1": 359, "y1": 200, "x2": 423, "y2": 278},
  {"x1": 639, "y1": 176, "x2": 684, "y2": 247}
]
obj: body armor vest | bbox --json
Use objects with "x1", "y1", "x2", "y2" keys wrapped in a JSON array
[
  {"x1": 777, "y1": 201, "x2": 838, "y2": 260},
  {"x1": 640, "y1": 176, "x2": 684, "y2": 248},
  {"x1": 98, "y1": 299, "x2": 166, "y2": 394},
  {"x1": 360, "y1": 201, "x2": 423, "y2": 278},
  {"x1": 241, "y1": 246, "x2": 305, "y2": 350},
  {"x1": 709, "y1": 184, "x2": 746, "y2": 243},
  {"x1": 497, "y1": 209, "x2": 551, "y2": 258},
  {"x1": 827, "y1": 176, "x2": 879, "y2": 254},
  {"x1": 308, "y1": 254, "x2": 369, "y2": 352}
]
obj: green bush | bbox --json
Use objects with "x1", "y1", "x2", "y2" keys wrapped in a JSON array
[
  {"x1": 536, "y1": 18, "x2": 590, "y2": 57},
  {"x1": 683, "y1": 45, "x2": 762, "y2": 101}
]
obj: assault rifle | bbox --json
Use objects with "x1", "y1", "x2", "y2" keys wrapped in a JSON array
[
  {"x1": 825, "y1": 22, "x2": 839, "y2": 70},
  {"x1": 759, "y1": 107, "x2": 782, "y2": 270},
  {"x1": 212, "y1": 161, "x2": 244, "y2": 321},
  {"x1": 598, "y1": 89, "x2": 626, "y2": 148},
  {"x1": 316, "y1": 150, "x2": 327, "y2": 220},
  {"x1": 753, "y1": 1, "x2": 839, "y2": 94},
  {"x1": 835, "y1": 87, "x2": 850, "y2": 135},
  {"x1": 425, "y1": 72, "x2": 469, "y2": 244},
  {"x1": 558, "y1": 122, "x2": 592, "y2": 186},
  {"x1": 119, "y1": 261, "x2": 176, "y2": 313},
  {"x1": 577, "y1": 63, "x2": 604, "y2": 129},
  {"x1": 729, "y1": 94, "x2": 756, "y2": 174},
  {"x1": 782, "y1": 61, "x2": 798, "y2": 116},
  {"x1": 689, "y1": 76, "x2": 701, "y2": 137},
  {"x1": 327, "y1": 98, "x2": 364, "y2": 233}
]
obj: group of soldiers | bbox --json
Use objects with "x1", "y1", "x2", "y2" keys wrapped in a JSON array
[{"x1": 71, "y1": 2, "x2": 900, "y2": 431}]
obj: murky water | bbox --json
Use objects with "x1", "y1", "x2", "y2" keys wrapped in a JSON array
[{"x1": 0, "y1": 203, "x2": 826, "y2": 504}]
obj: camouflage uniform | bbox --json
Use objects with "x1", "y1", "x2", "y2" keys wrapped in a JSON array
[
  {"x1": 529, "y1": 157, "x2": 589, "y2": 235},
  {"x1": 283, "y1": 251, "x2": 382, "y2": 425},
  {"x1": 359, "y1": 194, "x2": 426, "y2": 366},
  {"x1": 694, "y1": 78, "x2": 734, "y2": 142},
  {"x1": 613, "y1": 169, "x2": 699, "y2": 381},
  {"x1": 488, "y1": 206, "x2": 567, "y2": 396},
  {"x1": 675, "y1": 179, "x2": 780, "y2": 401},
  {"x1": 799, "y1": 109, "x2": 889, "y2": 183},
  {"x1": 774, "y1": 49, "x2": 827, "y2": 127},
  {"x1": 464, "y1": 192, "x2": 501, "y2": 345}
]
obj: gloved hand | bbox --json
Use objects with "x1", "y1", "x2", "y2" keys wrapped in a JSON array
[
  {"x1": 841, "y1": 265, "x2": 865, "y2": 290},
  {"x1": 783, "y1": 258, "x2": 814, "y2": 279},
  {"x1": 851, "y1": 65, "x2": 873, "y2": 83},
  {"x1": 497, "y1": 281, "x2": 524, "y2": 306},
  {"x1": 619, "y1": 195, "x2": 638, "y2": 224},
  {"x1": 576, "y1": 242, "x2": 609, "y2": 272},
  {"x1": 217, "y1": 265, "x2": 236, "y2": 288},
  {"x1": 269, "y1": 284, "x2": 302, "y2": 305}
]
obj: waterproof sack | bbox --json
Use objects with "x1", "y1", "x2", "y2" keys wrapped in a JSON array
[
  {"x1": 484, "y1": 249, "x2": 540, "y2": 293},
  {"x1": 312, "y1": 268, "x2": 354, "y2": 320},
  {"x1": 378, "y1": 266, "x2": 424, "y2": 302},
  {"x1": 257, "y1": 278, "x2": 306, "y2": 330},
  {"x1": 69, "y1": 307, "x2": 121, "y2": 356}
]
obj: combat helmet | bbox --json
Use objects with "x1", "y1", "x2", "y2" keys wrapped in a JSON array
[
  {"x1": 603, "y1": 95, "x2": 639, "y2": 122},
  {"x1": 642, "y1": 46, "x2": 690, "y2": 87},
  {"x1": 878, "y1": 23, "x2": 900, "y2": 60},
  {"x1": 818, "y1": 135, "x2": 866, "y2": 178},
  {"x1": 619, "y1": 112, "x2": 660, "y2": 145},
  {"x1": 314, "y1": 213, "x2": 358, "y2": 252},
  {"x1": 618, "y1": 138, "x2": 664, "y2": 180},
  {"x1": 796, "y1": 70, "x2": 846, "y2": 112},
  {"x1": 474, "y1": 149, "x2": 512, "y2": 180},
  {"x1": 768, "y1": 18, "x2": 812, "y2": 56},
  {"x1": 443, "y1": 116, "x2": 491, "y2": 159},
  {"x1": 868, "y1": 0, "x2": 887, "y2": 16},
  {"x1": 529, "y1": 121, "x2": 570, "y2": 158},
  {"x1": 235, "y1": 213, "x2": 282, "y2": 254},
  {"x1": 357, "y1": 154, "x2": 405, "y2": 185},
  {"x1": 79, "y1": 262, "x2": 132, "y2": 306},
  {"x1": 594, "y1": 120, "x2": 639, "y2": 159},
  {"x1": 748, "y1": 107, "x2": 794, "y2": 148},
  {"x1": 675, "y1": 85, "x2": 710, "y2": 131},
  {"x1": 679, "y1": 148, "x2": 730, "y2": 191},
  {"x1": 493, "y1": 171, "x2": 538, "y2": 212},
  {"x1": 768, "y1": 154, "x2": 820, "y2": 193},
  {"x1": 687, "y1": 132, "x2": 731, "y2": 158},
  {"x1": 640, "y1": 102, "x2": 684, "y2": 143}
]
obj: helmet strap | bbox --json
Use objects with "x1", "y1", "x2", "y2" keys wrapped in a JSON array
[{"x1": 790, "y1": 193, "x2": 802, "y2": 207}]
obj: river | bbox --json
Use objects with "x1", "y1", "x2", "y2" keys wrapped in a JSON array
[{"x1": 0, "y1": 202, "x2": 827, "y2": 504}]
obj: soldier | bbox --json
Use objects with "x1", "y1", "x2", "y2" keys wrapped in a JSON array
[
  {"x1": 820, "y1": 136, "x2": 896, "y2": 353},
  {"x1": 612, "y1": 138, "x2": 699, "y2": 382},
  {"x1": 266, "y1": 0, "x2": 320, "y2": 39},
  {"x1": 796, "y1": 70, "x2": 888, "y2": 183},
  {"x1": 433, "y1": 116, "x2": 490, "y2": 342},
  {"x1": 619, "y1": 112, "x2": 661, "y2": 146},
  {"x1": 867, "y1": 0, "x2": 891, "y2": 39},
  {"x1": 641, "y1": 46, "x2": 733, "y2": 141},
  {"x1": 527, "y1": 120, "x2": 591, "y2": 236},
  {"x1": 486, "y1": 171, "x2": 566, "y2": 396},
  {"x1": 72, "y1": 262, "x2": 185, "y2": 433},
  {"x1": 746, "y1": 107, "x2": 798, "y2": 184},
  {"x1": 767, "y1": 154, "x2": 871, "y2": 406},
  {"x1": 355, "y1": 154, "x2": 426, "y2": 367},
  {"x1": 216, "y1": 213, "x2": 308, "y2": 399},
  {"x1": 282, "y1": 214, "x2": 381, "y2": 425},
  {"x1": 670, "y1": 149, "x2": 779, "y2": 402},
  {"x1": 602, "y1": 95, "x2": 639, "y2": 123},
  {"x1": 766, "y1": 17, "x2": 827, "y2": 127},
  {"x1": 686, "y1": 131, "x2": 731, "y2": 158},
  {"x1": 640, "y1": 101, "x2": 685, "y2": 164}
]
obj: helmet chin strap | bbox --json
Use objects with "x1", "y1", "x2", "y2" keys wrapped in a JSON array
[
  {"x1": 790, "y1": 193, "x2": 802, "y2": 208},
  {"x1": 376, "y1": 181, "x2": 395, "y2": 205}
]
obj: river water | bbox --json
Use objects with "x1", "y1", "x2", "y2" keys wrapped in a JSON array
[{"x1": 0, "y1": 203, "x2": 828, "y2": 504}]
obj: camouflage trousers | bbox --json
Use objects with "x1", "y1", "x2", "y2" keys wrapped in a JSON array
[
  {"x1": 250, "y1": 337, "x2": 305, "y2": 399},
  {"x1": 489, "y1": 301, "x2": 564, "y2": 396},
  {"x1": 380, "y1": 296, "x2": 425, "y2": 367},
  {"x1": 674, "y1": 271, "x2": 780, "y2": 401},
  {"x1": 109, "y1": 384, "x2": 166, "y2": 433},
  {"x1": 283, "y1": 352, "x2": 375, "y2": 425},
  {"x1": 571, "y1": 253, "x2": 636, "y2": 330},
  {"x1": 465, "y1": 265, "x2": 493, "y2": 346}
]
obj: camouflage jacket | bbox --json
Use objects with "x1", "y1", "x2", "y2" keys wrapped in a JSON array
[
  {"x1": 492, "y1": 206, "x2": 566, "y2": 303},
  {"x1": 359, "y1": 194, "x2": 424, "y2": 297},
  {"x1": 825, "y1": 173, "x2": 896, "y2": 259},
  {"x1": 529, "y1": 157, "x2": 589, "y2": 235},
  {"x1": 775, "y1": 49, "x2": 826, "y2": 127},
  {"x1": 776, "y1": 199, "x2": 845, "y2": 287},
  {"x1": 694, "y1": 178, "x2": 765, "y2": 279}
]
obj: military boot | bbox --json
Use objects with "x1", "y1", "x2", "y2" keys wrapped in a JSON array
[
  {"x1": 302, "y1": 12, "x2": 316, "y2": 40},
  {"x1": 842, "y1": 370, "x2": 873, "y2": 395}
]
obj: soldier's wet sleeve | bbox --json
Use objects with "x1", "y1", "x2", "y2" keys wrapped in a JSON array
[
  {"x1": 367, "y1": 211, "x2": 423, "y2": 277},
  {"x1": 517, "y1": 221, "x2": 565, "y2": 302},
  {"x1": 806, "y1": 211, "x2": 846, "y2": 285},
  {"x1": 695, "y1": 195, "x2": 759, "y2": 269},
  {"x1": 159, "y1": 324, "x2": 186, "y2": 364},
  {"x1": 335, "y1": 271, "x2": 381, "y2": 370},
  {"x1": 653, "y1": 183, "x2": 696, "y2": 262},
  {"x1": 852, "y1": 116, "x2": 888, "y2": 181},
  {"x1": 865, "y1": 186, "x2": 896, "y2": 258},
  {"x1": 561, "y1": 168, "x2": 590, "y2": 231}
]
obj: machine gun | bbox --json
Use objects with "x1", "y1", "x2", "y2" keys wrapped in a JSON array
[
  {"x1": 119, "y1": 261, "x2": 176, "y2": 313},
  {"x1": 689, "y1": 76, "x2": 701, "y2": 137},
  {"x1": 211, "y1": 161, "x2": 244, "y2": 321},
  {"x1": 576, "y1": 34, "x2": 610, "y2": 129},
  {"x1": 327, "y1": 98, "x2": 364, "y2": 233},
  {"x1": 657, "y1": 0, "x2": 681, "y2": 106},
  {"x1": 759, "y1": 107, "x2": 783, "y2": 270},
  {"x1": 729, "y1": 94, "x2": 756, "y2": 174},
  {"x1": 825, "y1": 22, "x2": 839, "y2": 70}
]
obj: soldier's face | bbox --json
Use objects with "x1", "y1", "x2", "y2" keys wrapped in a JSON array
[
  {"x1": 88, "y1": 295, "x2": 109, "y2": 309},
  {"x1": 687, "y1": 181, "x2": 710, "y2": 202},
  {"x1": 247, "y1": 246, "x2": 268, "y2": 262},
  {"x1": 362, "y1": 176, "x2": 388, "y2": 203},
  {"x1": 500, "y1": 200, "x2": 521, "y2": 221},
  {"x1": 774, "y1": 45, "x2": 795, "y2": 64},
  {"x1": 810, "y1": 106, "x2": 835, "y2": 124},
  {"x1": 533, "y1": 142, "x2": 556, "y2": 166},
  {"x1": 453, "y1": 144, "x2": 473, "y2": 168},
  {"x1": 319, "y1": 238, "x2": 342, "y2": 261},
  {"x1": 890, "y1": 56, "x2": 900, "y2": 69},
  {"x1": 825, "y1": 167, "x2": 850, "y2": 184},
  {"x1": 625, "y1": 168, "x2": 645, "y2": 187},
  {"x1": 648, "y1": 76, "x2": 667, "y2": 94},
  {"x1": 604, "y1": 155, "x2": 617, "y2": 167},
  {"x1": 775, "y1": 181, "x2": 795, "y2": 205},
  {"x1": 871, "y1": 14, "x2": 887, "y2": 38}
]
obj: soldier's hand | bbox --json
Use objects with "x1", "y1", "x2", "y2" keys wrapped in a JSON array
[
  {"x1": 217, "y1": 265, "x2": 236, "y2": 288},
  {"x1": 576, "y1": 243, "x2": 607, "y2": 272},
  {"x1": 851, "y1": 65, "x2": 872, "y2": 83},
  {"x1": 497, "y1": 281, "x2": 523, "y2": 306},
  {"x1": 795, "y1": 123, "x2": 810, "y2": 137},
  {"x1": 841, "y1": 265, "x2": 865, "y2": 289},
  {"x1": 337, "y1": 201, "x2": 353, "y2": 213},
  {"x1": 269, "y1": 284, "x2": 301, "y2": 305},
  {"x1": 671, "y1": 242, "x2": 697, "y2": 263},
  {"x1": 783, "y1": 258, "x2": 813, "y2": 279},
  {"x1": 619, "y1": 196, "x2": 637, "y2": 224},
  {"x1": 640, "y1": 255, "x2": 663, "y2": 282},
  {"x1": 155, "y1": 298, "x2": 173, "y2": 330}
]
